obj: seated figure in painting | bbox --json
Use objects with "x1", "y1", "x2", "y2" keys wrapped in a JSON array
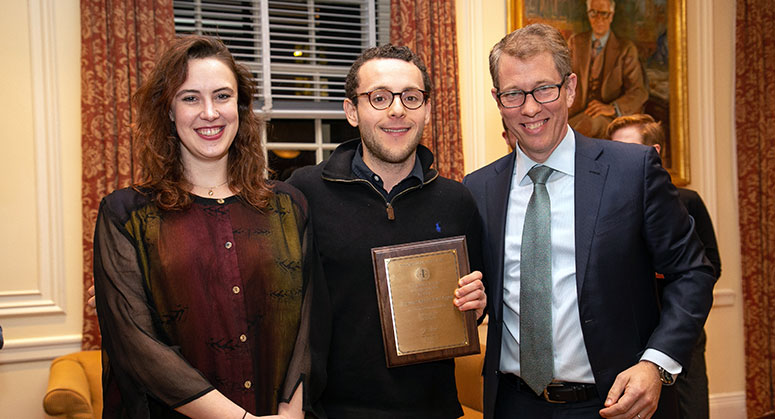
[{"x1": 568, "y1": 0, "x2": 648, "y2": 138}]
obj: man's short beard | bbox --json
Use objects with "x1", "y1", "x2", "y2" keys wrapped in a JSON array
[{"x1": 360, "y1": 126, "x2": 424, "y2": 165}]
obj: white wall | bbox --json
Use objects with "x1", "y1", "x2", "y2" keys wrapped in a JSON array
[
  {"x1": 456, "y1": 1, "x2": 745, "y2": 417},
  {"x1": 693, "y1": 0, "x2": 746, "y2": 416},
  {"x1": 456, "y1": 0, "x2": 511, "y2": 174},
  {"x1": 0, "y1": 0, "x2": 83, "y2": 416}
]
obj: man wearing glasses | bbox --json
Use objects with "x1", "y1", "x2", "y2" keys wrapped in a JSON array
[
  {"x1": 463, "y1": 24, "x2": 714, "y2": 419},
  {"x1": 567, "y1": 0, "x2": 648, "y2": 139},
  {"x1": 287, "y1": 44, "x2": 486, "y2": 419}
]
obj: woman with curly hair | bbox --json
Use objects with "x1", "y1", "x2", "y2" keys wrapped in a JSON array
[{"x1": 93, "y1": 35, "x2": 323, "y2": 419}]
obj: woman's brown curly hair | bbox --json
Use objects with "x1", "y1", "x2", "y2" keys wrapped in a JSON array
[{"x1": 133, "y1": 35, "x2": 272, "y2": 211}]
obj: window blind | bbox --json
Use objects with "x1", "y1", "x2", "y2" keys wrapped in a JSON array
[{"x1": 173, "y1": 0, "x2": 390, "y2": 114}]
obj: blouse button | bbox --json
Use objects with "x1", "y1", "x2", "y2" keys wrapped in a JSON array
[
  {"x1": 239, "y1": 334, "x2": 247, "y2": 342},
  {"x1": 225, "y1": 241, "x2": 233, "y2": 249},
  {"x1": 216, "y1": 198, "x2": 225, "y2": 204},
  {"x1": 232, "y1": 286, "x2": 240, "y2": 294},
  {"x1": 244, "y1": 380, "x2": 252, "y2": 389}
]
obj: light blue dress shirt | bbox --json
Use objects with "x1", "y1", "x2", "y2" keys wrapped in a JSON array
[{"x1": 591, "y1": 30, "x2": 611, "y2": 52}]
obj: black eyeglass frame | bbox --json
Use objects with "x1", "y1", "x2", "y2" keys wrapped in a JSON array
[
  {"x1": 587, "y1": 9, "x2": 613, "y2": 19},
  {"x1": 354, "y1": 88, "x2": 429, "y2": 110},
  {"x1": 495, "y1": 74, "x2": 570, "y2": 109}
]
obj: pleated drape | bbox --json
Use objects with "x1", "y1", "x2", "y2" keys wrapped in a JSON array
[
  {"x1": 735, "y1": 0, "x2": 775, "y2": 415},
  {"x1": 390, "y1": 0, "x2": 465, "y2": 181},
  {"x1": 80, "y1": 0, "x2": 175, "y2": 349}
]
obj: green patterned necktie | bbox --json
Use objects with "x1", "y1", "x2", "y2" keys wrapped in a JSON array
[{"x1": 520, "y1": 165, "x2": 554, "y2": 395}]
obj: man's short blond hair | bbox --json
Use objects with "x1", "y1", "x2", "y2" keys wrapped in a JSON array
[
  {"x1": 489, "y1": 23, "x2": 571, "y2": 90},
  {"x1": 606, "y1": 114, "x2": 665, "y2": 150}
]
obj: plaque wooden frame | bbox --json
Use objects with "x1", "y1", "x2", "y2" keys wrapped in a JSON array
[{"x1": 371, "y1": 236, "x2": 480, "y2": 368}]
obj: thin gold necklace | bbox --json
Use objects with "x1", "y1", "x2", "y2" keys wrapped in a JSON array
[{"x1": 190, "y1": 180, "x2": 229, "y2": 197}]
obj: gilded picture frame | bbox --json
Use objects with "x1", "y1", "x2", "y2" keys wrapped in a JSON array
[{"x1": 508, "y1": 0, "x2": 689, "y2": 185}]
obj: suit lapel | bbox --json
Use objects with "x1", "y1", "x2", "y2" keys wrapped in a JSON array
[
  {"x1": 574, "y1": 134, "x2": 608, "y2": 294},
  {"x1": 579, "y1": 32, "x2": 592, "y2": 106},
  {"x1": 602, "y1": 32, "x2": 620, "y2": 93},
  {"x1": 486, "y1": 152, "x2": 516, "y2": 324}
]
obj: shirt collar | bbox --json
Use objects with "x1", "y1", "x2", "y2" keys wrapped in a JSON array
[
  {"x1": 592, "y1": 30, "x2": 611, "y2": 48},
  {"x1": 351, "y1": 142, "x2": 424, "y2": 185},
  {"x1": 515, "y1": 125, "x2": 575, "y2": 185}
]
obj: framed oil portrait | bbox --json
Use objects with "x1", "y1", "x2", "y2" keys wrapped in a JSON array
[{"x1": 508, "y1": 0, "x2": 689, "y2": 185}]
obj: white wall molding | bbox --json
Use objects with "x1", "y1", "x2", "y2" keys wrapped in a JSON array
[
  {"x1": 457, "y1": 0, "x2": 491, "y2": 173},
  {"x1": 0, "y1": 335, "x2": 82, "y2": 365},
  {"x1": 709, "y1": 391, "x2": 746, "y2": 419},
  {"x1": 0, "y1": 0, "x2": 66, "y2": 317},
  {"x1": 687, "y1": 0, "x2": 718, "y2": 220},
  {"x1": 712, "y1": 288, "x2": 736, "y2": 308}
]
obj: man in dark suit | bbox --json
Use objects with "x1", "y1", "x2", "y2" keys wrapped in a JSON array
[
  {"x1": 463, "y1": 24, "x2": 715, "y2": 419},
  {"x1": 607, "y1": 114, "x2": 722, "y2": 419}
]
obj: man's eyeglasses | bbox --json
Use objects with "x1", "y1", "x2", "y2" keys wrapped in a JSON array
[
  {"x1": 587, "y1": 9, "x2": 612, "y2": 19},
  {"x1": 355, "y1": 88, "x2": 428, "y2": 110},
  {"x1": 496, "y1": 75, "x2": 569, "y2": 108}
]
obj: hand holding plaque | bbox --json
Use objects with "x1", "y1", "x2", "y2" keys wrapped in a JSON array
[{"x1": 371, "y1": 236, "x2": 480, "y2": 367}]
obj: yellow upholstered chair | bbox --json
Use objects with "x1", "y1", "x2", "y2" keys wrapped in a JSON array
[
  {"x1": 43, "y1": 350, "x2": 102, "y2": 419},
  {"x1": 455, "y1": 345, "x2": 485, "y2": 418}
]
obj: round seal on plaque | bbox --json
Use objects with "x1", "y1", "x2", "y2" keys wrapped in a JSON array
[{"x1": 415, "y1": 267, "x2": 431, "y2": 281}]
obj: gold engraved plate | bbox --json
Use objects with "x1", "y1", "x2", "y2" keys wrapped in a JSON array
[
  {"x1": 371, "y1": 236, "x2": 480, "y2": 367},
  {"x1": 385, "y1": 250, "x2": 468, "y2": 355}
]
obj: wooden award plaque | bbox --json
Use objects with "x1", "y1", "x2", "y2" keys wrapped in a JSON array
[{"x1": 371, "y1": 236, "x2": 480, "y2": 367}]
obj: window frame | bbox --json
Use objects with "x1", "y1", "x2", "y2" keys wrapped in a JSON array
[{"x1": 173, "y1": 0, "x2": 389, "y2": 170}]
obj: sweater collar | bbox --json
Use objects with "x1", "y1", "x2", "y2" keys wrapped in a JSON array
[{"x1": 321, "y1": 138, "x2": 438, "y2": 183}]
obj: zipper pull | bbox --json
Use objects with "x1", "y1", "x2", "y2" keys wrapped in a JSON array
[{"x1": 386, "y1": 203, "x2": 395, "y2": 220}]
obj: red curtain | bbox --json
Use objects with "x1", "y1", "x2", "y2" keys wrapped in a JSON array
[
  {"x1": 80, "y1": 0, "x2": 175, "y2": 350},
  {"x1": 736, "y1": 0, "x2": 775, "y2": 416},
  {"x1": 390, "y1": 0, "x2": 465, "y2": 181}
]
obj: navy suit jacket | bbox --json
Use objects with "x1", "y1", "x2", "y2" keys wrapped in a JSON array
[{"x1": 463, "y1": 131, "x2": 715, "y2": 419}]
